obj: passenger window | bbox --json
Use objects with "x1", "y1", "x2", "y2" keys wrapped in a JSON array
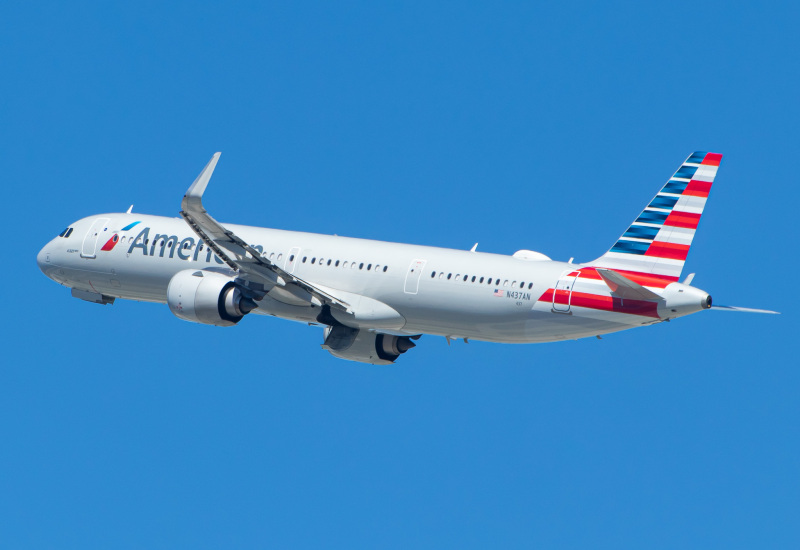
[
  {"x1": 431, "y1": 271, "x2": 436, "y2": 278},
  {"x1": 359, "y1": 263, "x2": 364, "y2": 269},
  {"x1": 447, "y1": 273, "x2": 452, "y2": 280},
  {"x1": 311, "y1": 257, "x2": 316, "y2": 264},
  {"x1": 503, "y1": 280, "x2": 509, "y2": 287},
  {"x1": 383, "y1": 266, "x2": 388, "y2": 272},
  {"x1": 471, "y1": 276, "x2": 476, "y2": 282},
  {"x1": 512, "y1": 281, "x2": 516, "y2": 287},
  {"x1": 487, "y1": 278, "x2": 492, "y2": 285},
  {"x1": 277, "y1": 253, "x2": 283, "y2": 261},
  {"x1": 520, "y1": 281, "x2": 524, "y2": 288},
  {"x1": 368, "y1": 264, "x2": 372, "y2": 270},
  {"x1": 289, "y1": 254, "x2": 295, "y2": 261},
  {"x1": 528, "y1": 282, "x2": 533, "y2": 289},
  {"x1": 351, "y1": 263, "x2": 357, "y2": 269},
  {"x1": 302, "y1": 257, "x2": 307, "y2": 263},
  {"x1": 269, "y1": 253, "x2": 275, "y2": 259},
  {"x1": 479, "y1": 277, "x2": 484, "y2": 283},
  {"x1": 327, "y1": 259, "x2": 332, "y2": 266},
  {"x1": 335, "y1": 260, "x2": 340, "y2": 267}
]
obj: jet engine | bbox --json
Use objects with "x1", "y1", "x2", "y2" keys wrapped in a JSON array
[
  {"x1": 167, "y1": 269, "x2": 257, "y2": 327},
  {"x1": 322, "y1": 324, "x2": 418, "y2": 365}
]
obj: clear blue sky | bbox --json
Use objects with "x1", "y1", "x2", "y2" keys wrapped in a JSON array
[{"x1": 2, "y1": 1, "x2": 797, "y2": 548}]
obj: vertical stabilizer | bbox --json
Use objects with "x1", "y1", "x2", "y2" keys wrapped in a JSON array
[{"x1": 590, "y1": 152, "x2": 722, "y2": 281}]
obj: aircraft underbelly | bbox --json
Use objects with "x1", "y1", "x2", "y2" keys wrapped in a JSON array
[{"x1": 400, "y1": 307, "x2": 632, "y2": 343}]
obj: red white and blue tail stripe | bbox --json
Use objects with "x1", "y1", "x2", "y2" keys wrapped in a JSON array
[{"x1": 591, "y1": 151, "x2": 722, "y2": 281}]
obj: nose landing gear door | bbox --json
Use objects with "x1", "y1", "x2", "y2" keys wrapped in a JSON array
[{"x1": 81, "y1": 218, "x2": 111, "y2": 259}]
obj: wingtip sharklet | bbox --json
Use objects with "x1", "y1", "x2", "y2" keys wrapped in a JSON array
[{"x1": 183, "y1": 152, "x2": 221, "y2": 209}]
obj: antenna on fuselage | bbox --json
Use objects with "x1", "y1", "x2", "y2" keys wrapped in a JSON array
[
  {"x1": 126, "y1": 205, "x2": 134, "y2": 214},
  {"x1": 470, "y1": 243, "x2": 478, "y2": 252}
]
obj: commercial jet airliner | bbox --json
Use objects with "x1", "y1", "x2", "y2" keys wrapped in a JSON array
[{"x1": 37, "y1": 152, "x2": 776, "y2": 364}]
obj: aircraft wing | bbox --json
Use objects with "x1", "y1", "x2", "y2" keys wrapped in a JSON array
[{"x1": 179, "y1": 153, "x2": 350, "y2": 311}]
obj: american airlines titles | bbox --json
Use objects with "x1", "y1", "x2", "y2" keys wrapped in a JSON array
[{"x1": 126, "y1": 226, "x2": 263, "y2": 264}]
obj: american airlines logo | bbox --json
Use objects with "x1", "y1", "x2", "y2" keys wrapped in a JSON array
[{"x1": 100, "y1": 221, "x2": 141, "y2": 253}]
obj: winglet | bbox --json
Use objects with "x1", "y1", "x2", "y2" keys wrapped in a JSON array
[
  {"x1": 595, "y1": 268, "x2": 664, "y2": 301},
  {"x1": 178, "y1": 153, "x2": 351, "y2": 311},
  {"x1": 182, "y1": 152, "x2": 221, "y2": 213}
]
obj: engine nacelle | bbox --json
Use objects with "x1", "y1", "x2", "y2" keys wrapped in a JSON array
[
  {"x1": 322, "y1": 324, "x2": 417, "y2": 365},
  {"x1": 167, "y1": 269, "x2": 256, "y2": 327}
]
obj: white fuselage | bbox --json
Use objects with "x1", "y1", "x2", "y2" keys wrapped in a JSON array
[{"x1": 37, "y1": 212, "x2": 711, "y2": 344}]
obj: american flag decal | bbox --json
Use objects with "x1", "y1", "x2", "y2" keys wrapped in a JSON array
[{"x1": 493, "y1": 289, "x2": 504, "y2": 297}]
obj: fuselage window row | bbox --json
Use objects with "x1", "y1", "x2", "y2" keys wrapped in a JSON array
[
  {"x1": 429, "y1": 270, "x2": 534, "y2": 290},
  {"x1": 123, "y1": 236, "x2": 393, "y2": 273}
]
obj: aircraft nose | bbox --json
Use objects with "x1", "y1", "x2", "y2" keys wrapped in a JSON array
[{"x1": 37, "y1": 245, "x2": 51, "y2": 274}]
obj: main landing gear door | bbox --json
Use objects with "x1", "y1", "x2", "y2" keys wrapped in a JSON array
[
  {"x1": 81, "y1": 218, "x2": 110, "y2": 259},
  {"x1": 552, "y1": 271, "x2": 579, "y2": 313}
]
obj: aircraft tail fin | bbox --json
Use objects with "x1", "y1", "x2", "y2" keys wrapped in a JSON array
[{"x1": 590, "y1": 152, "x2": 722, "y2": 281}]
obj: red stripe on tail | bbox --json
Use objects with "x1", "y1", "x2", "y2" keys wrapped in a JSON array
[
  {"x1": 684, "y1": 179, "x2": 712, "y2": 197},
  {"x1": 645, "y1": 241, "x2": 690, "y2": 261},
  {"x1": 663, "y1": 210, "x2": 701, "y2": 229},
  {"x1": 578, "y1": 267, "x2": 677, "y2": 287}
]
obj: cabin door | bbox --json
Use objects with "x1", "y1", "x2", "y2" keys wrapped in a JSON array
[
  {"x1": 404, "y1": 259, "x2": 427, "y2": 294},
  {"x1": 552, "y1": 272, "x2": 579, "y2": 312},
  {"x1": 81, "y1": 218, "x2": 110, "y2": 259}
]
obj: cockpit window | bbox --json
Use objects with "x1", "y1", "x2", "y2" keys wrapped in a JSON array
[
  {"x1": 58, "y1": 227, "x2": 74, "y2": 238},
  {"x1": 65, "y1": 228, "x2": 73, "y2": 238}
]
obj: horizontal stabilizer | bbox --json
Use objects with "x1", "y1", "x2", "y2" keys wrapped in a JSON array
[
  {"x1": 711, "y1": 305, "x2": 780, "y2": 314},
  {"x1": 596, "y1": 268, "x2": 664, "y2": 301}
]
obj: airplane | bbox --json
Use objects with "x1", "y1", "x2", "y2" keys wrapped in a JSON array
[{"x1": 36, "y1": 151, "x2": 777, "y2": 364}]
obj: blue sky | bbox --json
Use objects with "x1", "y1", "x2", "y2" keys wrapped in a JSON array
[{"x1": 2, "y1": 1, "x2": 797, "y2": 548}]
